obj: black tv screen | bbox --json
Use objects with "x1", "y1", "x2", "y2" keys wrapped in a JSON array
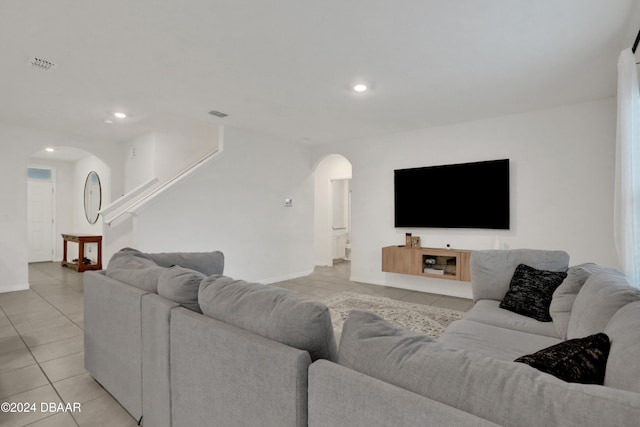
[{"x1": 394, "y1": 159, "x2": 510, "y2": 229}]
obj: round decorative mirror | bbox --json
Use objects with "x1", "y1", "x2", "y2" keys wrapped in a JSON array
[{"x1": 84, "y1": 171, "x2": 102, "y2": 224}]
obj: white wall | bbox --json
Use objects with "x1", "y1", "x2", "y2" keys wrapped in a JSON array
[
  {"x1": 134, "y1": 127, "x2": 315, "y2": 283},
  {"x1": 62, "y1": 156, "x2": 112, "y2": 263},
  {"x1": 74, "y1": 156, "x2": 111, "y2": 234},
  {"x1": 123, "y1": 118, "x2": 220, "y2": 193},
  {"x1": 0, "y1": 122, "x2": 124, "y2": 293},
  {"x1": 314, "y1": 155, "x2": 352, "y2": 265},
  {"x1": 106, "y1": 120, "x2": 221, "y2": 264},
  {"x1": 313, "y1": 98, "x2": 618, "y2": 298},
  {"x1": 153, "y1": 119, "x2": 220, "y2": 183},
  {"x1": 0, "y1": 98, "x2": 619, "y2": 296},
  {"x1": 26, "y1": 155, "x2": 112, "y2": 263},
  {"x1": 124, "y1": 132, "x2": 156, "y2": 192}
]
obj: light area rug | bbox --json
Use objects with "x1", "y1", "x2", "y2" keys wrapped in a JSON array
[{"x1": 322, "y1": 292, "x2": 463, "y2": 339}]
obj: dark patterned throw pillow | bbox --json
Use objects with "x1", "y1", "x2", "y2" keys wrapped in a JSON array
[
  {"x1": 499, "y1": 264, "x2": 567, "y2": 321},
  {"x1": 514, "y1": 333, "x2": 610, "y2": 384}
]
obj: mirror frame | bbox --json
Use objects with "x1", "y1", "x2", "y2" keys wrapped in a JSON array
[{"x1": 84, "y1": 171, "x2": 102, "y2": 224}]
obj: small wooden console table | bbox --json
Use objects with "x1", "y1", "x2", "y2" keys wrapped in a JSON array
[{"x1": 61, "y1": 233, "x2": 103, "y2": 272}]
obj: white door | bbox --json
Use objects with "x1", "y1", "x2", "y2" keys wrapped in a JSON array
[{"x1": 28, "y1": 179, "x2": 54, "y2": 262}]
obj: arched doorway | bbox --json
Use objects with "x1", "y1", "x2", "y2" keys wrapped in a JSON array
[
  {"x1": 28, "y1": 146, "x2": 111, "y2": 264},
  {"x1": 313, "y1": 154, "x2": 353, "y2": 267}
]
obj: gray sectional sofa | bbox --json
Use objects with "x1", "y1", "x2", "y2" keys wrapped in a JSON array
[
  {"x1": 308, "y1": 249, "x2": 640, "y2": 427},
  {"x1": 84, "y1": 248, "x2": 336, "y2": 427},
  {"x1": 85, "y1": 248, "x2": 640, "y2": 426},
  {"x1": 84, "y1": 249, "x2": 226, "y2": 424}
]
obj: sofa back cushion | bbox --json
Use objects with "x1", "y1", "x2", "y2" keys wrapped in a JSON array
[
  {"x1": 338, "y1": 311, "x2": 640, "y2": 427},
  {"x1": 549, "y1": 263, "x2": 602, "y2": 339},
  {"x1": 470, "y1": 249, "x2": 570, "y2": 302},
  {"x1": 198, "y1": 275, "x2": 337, "y2": 362},
  {"x1": 145, "y1": 251, "x2": 224, "y2": 276},
  {"x1": 604, "y1": 301, "x2": 640, "y2": 393},
  {"x1": 157, "y1": 266, "x2": 205, "y2": 312},
  {"x1": 567, "y1": 270, "x2": 640, "y2": 340},
  {"x1": 106, "y1": 250, "x2": 165, "y2": 293}
]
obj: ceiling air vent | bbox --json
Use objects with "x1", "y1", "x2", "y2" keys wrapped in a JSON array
[
  {"x1": 208, "y1": 110, "x2": 228, "y2": 118},
  {"x1": 28, "y1": 57, "x2": 57, "y2": 71}
]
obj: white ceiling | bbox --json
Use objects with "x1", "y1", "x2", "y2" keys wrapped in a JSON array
[
  {"x1": 1, "y1": 1, "x2": 639, "y2": 146},
  {"x1": 30, "y1": 147, "x2": 91, "y2": 162}
]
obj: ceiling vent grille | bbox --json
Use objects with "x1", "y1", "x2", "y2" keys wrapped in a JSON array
[
  {"x1": 208, "y1": 110, "x2": 229, "y2": 118},
  {"x1": 28, "y1": 57, "x2": 57, "y2": 71}
]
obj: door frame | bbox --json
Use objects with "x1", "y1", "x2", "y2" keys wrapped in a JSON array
[{"x1": 27, "y1": 164, "x2": 57, "y2": 262}]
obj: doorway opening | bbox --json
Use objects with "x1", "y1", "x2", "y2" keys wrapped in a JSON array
[
  {"x1": 313, "y1": 154, "x2": 353, "y2": 269},
  {"x1": 27, "y1": 167, "x2": 55, "y2": 262},
  {"x1": 27, "y1": 146, "x2": 111, "y2": 267}
]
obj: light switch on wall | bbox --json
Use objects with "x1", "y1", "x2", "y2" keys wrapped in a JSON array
[{"x1": 284, "y1": 198, "x2": 293, "y2": 207}]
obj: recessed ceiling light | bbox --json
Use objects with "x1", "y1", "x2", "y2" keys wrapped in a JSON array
[
  {"x1": 113, "y1": 112, "x2": 127, "y2": 119},
  {"x1": 353, "y1": 84, "x2": 368, "y2": 92},
  {"x1": 104, "y1": 119, "x2": 114, "y2": 124},
  {"x1": 45, "y1": 147, "x2": 55, "y2": 152}
]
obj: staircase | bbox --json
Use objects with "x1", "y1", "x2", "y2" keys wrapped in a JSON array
[{"x1": 98, "y1": 122, "x2": 223, "y2": 260}]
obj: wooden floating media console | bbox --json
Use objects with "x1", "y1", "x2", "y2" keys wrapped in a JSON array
[{"x1": 382, "y1": 246, "x2": 471, "y2": 281}]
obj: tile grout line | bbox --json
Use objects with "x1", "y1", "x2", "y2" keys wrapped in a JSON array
[
  {"x1": 0, "y1": 266, "x2": 83, "y2": 427},
  {"x1": 28, "y1": 266, "x2": 83, "y2": 427},
  {"x1": 28, "y1": 264, "x2": 105, "y2": 427}
]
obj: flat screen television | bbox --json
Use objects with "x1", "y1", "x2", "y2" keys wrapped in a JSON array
[{"x1": 394, "y1": 159, "x2": 510, "y2": 229}]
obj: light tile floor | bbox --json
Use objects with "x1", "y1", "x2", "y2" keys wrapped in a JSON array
[{"x1": 0, "y1": 261, "x2": 473, "y2": 426}]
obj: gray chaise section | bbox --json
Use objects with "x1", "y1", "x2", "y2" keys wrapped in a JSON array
[
  {"x1": 336, "y1": 311, "x2": 640, "y2": 427},
  {"x1": 440, "y1": 249, "x2": 569, "y2": 359}
]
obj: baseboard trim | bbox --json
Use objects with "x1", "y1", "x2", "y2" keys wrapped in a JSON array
[
  {"x1": 0, "y1": 282, "x2": 29, "y2": 294},
  {"x1": 350, "y1": 274, "x2": 472, "y2": 300},
  {"x1": 258, "y1": 269, "x2": 314, "y2": 285}
]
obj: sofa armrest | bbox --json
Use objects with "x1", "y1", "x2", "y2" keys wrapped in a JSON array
[
  {"x1": 84, "y1": 271, "x2": 147, "y2": 420},
  {"x1": 308, "y1": 361, "x2": 499, "y2": 427},
  {"x1": 170, "y1": 308, "x2": 312, "y2": 427},
  {"x1": 141, "y1": 293, "x2": 180, "y2": 427}
]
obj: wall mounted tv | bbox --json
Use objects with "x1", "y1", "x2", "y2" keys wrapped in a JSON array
[{"x1": 394, "y1": 159, "x2": 510, "y2": 229}]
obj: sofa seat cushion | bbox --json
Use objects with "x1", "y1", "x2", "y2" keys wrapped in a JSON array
[
  {"x1": 567, "y1": 269, "x2": 640, "y2": 339},
  {"x1": 339, "y1": 311, "x2": 640, "y2": 427},
  {"x1": 439, "y1": 319, "x2": 562, "y2": 361},
  {"x1": 604, "y1": 301, "x2": 640, "y2": 393},
  {"x1": 470, "y1": 249, "x2": 569, "y2": 302},
  {"x1": 157, "y1": 266, "x2": 205, "y2": 312},
  {"x1": 499, "y1": 264, "x2": 567, "y2": 322},
  {"x1": 106, "y1": 250, "x2": 165, "y2": 293},
  {"x1": 199, "y1": 275, "x2": 337, "y2": 362},
  {"x1": 549, "y1": 263, "x2": 602, "y2": 339},
  {"x1": 515, "y1": 333, "x2": 610, "y2": 385},
  {"x1": 464, "y1": 300, "x2": 559, "y2": 338}
]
